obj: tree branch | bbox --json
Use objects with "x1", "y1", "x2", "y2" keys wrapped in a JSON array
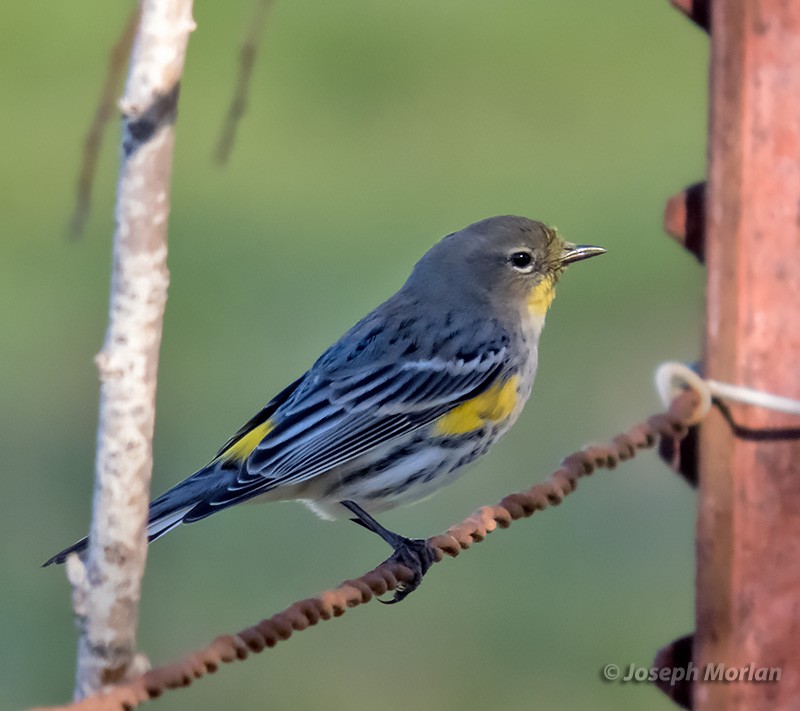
[{"x1": 67, "y1": 0, "x2": 196, "y2": 699}]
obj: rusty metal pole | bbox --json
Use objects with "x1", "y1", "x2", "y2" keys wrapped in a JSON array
[{"x1": 697, "y1": 2, "x2": 800, "y2": 709}]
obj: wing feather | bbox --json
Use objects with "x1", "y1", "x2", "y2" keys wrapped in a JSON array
[{"x1": 186, "y1": 316, "x2": 514, "y2": 519}]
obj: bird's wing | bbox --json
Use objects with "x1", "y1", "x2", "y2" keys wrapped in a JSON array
[
  {"x1": 184, "y1": 340, "x2": 511, "y2": 520},
  {"x1": 214, "y1": 375, "x2": 307, "y2": 458}
]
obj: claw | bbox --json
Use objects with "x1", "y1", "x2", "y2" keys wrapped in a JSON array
[
  {"x1": 341, "y1": 500, "x2": 437, "y2": 604},
  {"x1": 380, "y1": 537, "x2": 437, "y2": 604}
]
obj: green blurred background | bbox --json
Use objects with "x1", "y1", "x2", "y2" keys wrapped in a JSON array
[{"x1": 1, "y1": 1, "x2": 707, "y2": 708}]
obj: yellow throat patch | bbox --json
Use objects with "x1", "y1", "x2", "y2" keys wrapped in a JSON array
[
  {"x1": 220, "y1": 420, "x2": 274, "y2": 462},
  {"x1": 434, "y1": 376, "x2": 520, "y2": 436},
  {"x1": 527, "y1": 275, "x2": 556, "y2": 317}
]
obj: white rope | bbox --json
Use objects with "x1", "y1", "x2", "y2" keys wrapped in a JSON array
[
  {"x1": 704, "y1": 378, "x2": 800, "y2": 415},
  {"x1": 655, "y1": 362, "x2": 800, "y2": 426},
  {"x1": 655, "y1": 363, "x2": 712, "y2": 425}
]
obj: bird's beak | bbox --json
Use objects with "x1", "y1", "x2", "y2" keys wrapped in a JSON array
[{"x1": 560, "y1": 243, "x2": 606, "y2": 265}]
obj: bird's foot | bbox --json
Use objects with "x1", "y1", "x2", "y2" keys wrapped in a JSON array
[
  {"x1": 339, "y1": 500, "x2": 437, "y2": 604},
  {"x1": 381, "y1": 536, "x2": 437, "y2": 604}
]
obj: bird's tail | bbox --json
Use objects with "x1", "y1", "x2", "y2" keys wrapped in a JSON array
[{"x1": 42, "y1": 462, "x2": 227, "y2": 567}]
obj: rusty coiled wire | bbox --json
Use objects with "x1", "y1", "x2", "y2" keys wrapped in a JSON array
[{"x1": 33, "y1": 389, "x2": 700, "y2": 711}]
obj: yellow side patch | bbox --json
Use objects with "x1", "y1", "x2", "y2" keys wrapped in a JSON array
[
  {"x1": 220, "y1": 420, "x2": 274, "y2": 462},
  {"x1": 434, "y1": 376, "x2": 520, "y2": 436},
  {"x1": 527, "y1": 276, "x2": 556, "y2": 317}
]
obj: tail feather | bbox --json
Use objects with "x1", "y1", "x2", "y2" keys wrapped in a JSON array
[
  {"x1": 43, "y1": 462, "x2": 229, "y2": 567},
  {"x1": 42, "y1": 536, "x2": 90, "y2": 567},
  {"x1": 144, "y1": 505, "x2": 194, "y2": 542}
]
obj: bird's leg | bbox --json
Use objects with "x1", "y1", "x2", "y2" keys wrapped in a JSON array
[{"x1": 341, "y1": 499, "x2": 437, "y2": 604}]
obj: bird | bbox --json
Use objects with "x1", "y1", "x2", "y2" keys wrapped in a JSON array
[{"x1": 45, "y1": 215, "x2": 605, "y2": 602}]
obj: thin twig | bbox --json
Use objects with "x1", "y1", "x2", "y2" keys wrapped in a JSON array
[
  {"x1": 36, "y1": 390, "x2": 700, "y2": 710},
  {"x1": 213, "y1": 0, "x2": 274, "y2": 165},
  {"x1": 67, "y1": 5, "x2": 140, "y2": 240}
]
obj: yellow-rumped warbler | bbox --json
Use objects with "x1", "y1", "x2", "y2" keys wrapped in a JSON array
[{"x1": 46, "y1": 216, "x2": 604, "y2": 601}]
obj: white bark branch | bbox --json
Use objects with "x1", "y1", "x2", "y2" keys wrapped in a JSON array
[{"x1": 69, "y1": 0, "x2": 196, "y2": 699}]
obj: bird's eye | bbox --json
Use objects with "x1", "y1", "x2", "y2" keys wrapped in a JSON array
[{"x1": 510, "y1": 251, "x2": 533, "y2": 271}]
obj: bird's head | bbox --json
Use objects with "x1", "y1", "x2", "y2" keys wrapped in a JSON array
[{"x1": 407, "y1": 215, "x2": 605, "y2": 322}]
